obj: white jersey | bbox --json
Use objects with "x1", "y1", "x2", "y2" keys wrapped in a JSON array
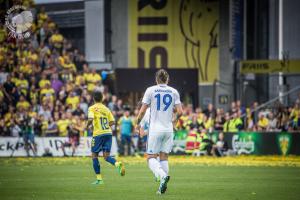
[{"x1": 142, "y1": 84, "x2": 181, "y2": 133}]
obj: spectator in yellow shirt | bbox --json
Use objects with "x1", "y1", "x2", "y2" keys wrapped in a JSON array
[
  {"x1": 203, "y1": 114, "x2": 214, "y2": 132},
  {"x1": 58, "y1": 51, "x2": 68, "y2": 66},
  {"x1": 61, "y1": 70, "x2": 74, "y2": 83},
  {"x1": 75, "y1": 115, "x2": 86, "y2": 136},
  {"x1": 39, "y1": 73, "x2": 51, "y2": 89},
  {"x1": 257, "y1": 113, "x2": 269, "y2": 131},
  {"x1": 61, "y1": 57, "x2": 76, "y2": 72},
  {"x1": 19, "y1": 60, "x2": 33, "y2": 75},
  {"x1": 50, "y1": 29, "x2": 64, "y2": 50},
  {"x1": 176, "y1": 109, "x2": 189, "y2": 130},
  {"x1": 29, "y1": 85, "x2": 39, "y2": 103},
  {"x1": 223, "y1": 112, "x2": 231, "y2": 132},
  {"x1": 15, "y1": 73, "x2": 29, "y2": 96},
  {"x1": 289, "y1": 104, "x2": 300, "y2": 129},
  {"x1": 75, "y1": 72, "x2": 85, "y2": 86},
  {"x1": 40, "y1": 83, "x2": 55, "y2": 102},
  {"x1": 85, "y1": 69, "x2": 101, "y2": 92},
  {"x1": 16, "y1": 95, "x2": 30, "y2": 111},
  {"x1": 38, "y1": 6, "x2": 48, "y2": 23},
  {"x1": 57, "y1": 113, "x2": 71, "y2": 137},
  {"x1": 66, "y1": 92, "x2": 80, "y2": 110},
  {"x1": 65, "y1": 80, "x2": 75, "y2": 93},
  {"x1": 83, "y1": 66, "x2": 90, "y2": 83},
  {"x1": 226, "y1": 112, "x2": 243, "y2": 133},
  {"x1": 28, "y1": 49, "x2": 38, "y2": 62},
  {"x1": 4, "y1": 106, "x2": 15, "y2": 127},
  {"x1": 48, "y1": 19, "x2": 56, "y2": 31}
]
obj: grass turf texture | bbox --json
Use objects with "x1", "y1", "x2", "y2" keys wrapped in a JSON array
[{"x1": 0, "y1": 156, "x2": 300, "y2": 200}]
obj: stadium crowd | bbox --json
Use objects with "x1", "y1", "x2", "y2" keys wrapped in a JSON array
[
  {"x1": 176, "y1": 99, "x2": 300, "y2": 133},
  {"x1": 0, "y1": 3, "x2": 300, "y2": 156}
]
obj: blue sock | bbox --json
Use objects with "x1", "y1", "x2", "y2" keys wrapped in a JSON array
[
  {"x1": 105, "y1": 156, "x2": 116, "y2": 166},
  {"x1": 92, "y1": 158, "x2": 101, "y2": 174}
]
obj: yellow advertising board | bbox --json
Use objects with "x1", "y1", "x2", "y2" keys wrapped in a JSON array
[
  {"x1": 128, "y1": 0, "x2": 219, "y2": 84},
  {"x1": 240, "y1": 60, "x2": 300, "y2": 74}
]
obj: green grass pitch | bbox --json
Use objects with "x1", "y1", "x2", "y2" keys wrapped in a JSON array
[{"x1": 0, "y1": 157, "x2": 300, "y2": 200}]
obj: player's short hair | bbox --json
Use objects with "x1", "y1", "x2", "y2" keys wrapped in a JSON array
[
  {"x1": 155, "y1": 69, "x2": 169, "y2": 84},
  {"x1": 93, "y1": 90, "x2": 103, "y2": 102}
]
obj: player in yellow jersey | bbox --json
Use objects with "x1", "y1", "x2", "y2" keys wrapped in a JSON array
[{"x1": 86, "y1": 90, "x2": 125, "y2": 185}]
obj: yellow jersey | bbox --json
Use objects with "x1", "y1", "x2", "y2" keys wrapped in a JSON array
[
  {"x1": 75, "y1": 75, "x2": 85, "y2": 86},
  {"x1": 258, "y1": 117, "x2": 269, "y2": 129},
  {"x1": 86, "y1": 73, "x2": 101, "y2": 92},
  {"x1": 51, "y1": 34, "x2": 63, "y2": 48},
  {"x1": 88, "y1": 103, "x2": 115, "y2": 137},
  {"x1": 40, "y1": 88, "x2": 55, "y2": 97},
  {"x1": 16, "y1": 101, "x2": 30, "y2": 110},
  {"x1": 20, "y1": 64, "x2": 32, "y2": 75},
  {"x1": 29, "y1": 53, "x2": 38, "y2": 62},
  {"x1": 62, "y1": 62, "x2": 76, "y2": 72},
  {"x1": 40, "y1": 88, "x2": 55, "y2": 102},
  {"x1": 15, "y1": 79, "x2": 29, "y2": 95},
  {"x1": 4, "y1": 112, "x2": 13, "y2": 126},
  {"x1": 290, "y1": 108, "x2": 300, "y2": 122},
  {"x1": 66, "y1": 96, "x2": 80, "y2": 110},
  {"x1": 38, "y1": 12, "x2": 48, "y2": 21},
  {"x1": 39, "y1": 79, "x2": 51, "y2": 89},
  {"x1": 57, "y1": 119, "x2": 71, "y2": 136}
]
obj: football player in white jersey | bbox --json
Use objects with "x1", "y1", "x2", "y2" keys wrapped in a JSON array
[
  {"x1": 139, "y1": 108, "x2": 160, "y2": 182},
  {"x1": 135, "y1": 69, "x2": 183, "y2": 194}
]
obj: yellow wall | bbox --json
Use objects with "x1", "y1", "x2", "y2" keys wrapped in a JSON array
[{"x1": 128, "y1": 0, "x2": 219, "y2": 84}]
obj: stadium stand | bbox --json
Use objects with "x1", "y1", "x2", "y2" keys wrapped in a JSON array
[{"x1": 0, "y1": 1, "x2": 299, "y2": 157}]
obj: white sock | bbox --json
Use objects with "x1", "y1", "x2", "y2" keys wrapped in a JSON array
[
  {"x1": 154, "y1": 157, "x2": 160, "y2": 178},
  {"x1": 153, "y1": 171, "x2": 160, "y2": 179},
  {"x1": 160, "y1": 160, "x2": 169, "y2": 174},
  {"x1": 148, "y1": 158, "x2": 167, "y2": 179}
]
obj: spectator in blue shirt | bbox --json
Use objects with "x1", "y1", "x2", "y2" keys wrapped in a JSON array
[{"x1": 118, "y1": 109, "x2": 134, "y2": 155}]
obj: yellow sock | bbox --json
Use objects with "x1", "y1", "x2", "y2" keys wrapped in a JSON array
[
  {"x1": 96, "y1": 174, "x2": 103, "y2": 180},
  {"x1": 115, "y1": 161, "x2": 120, "y2": 167}
]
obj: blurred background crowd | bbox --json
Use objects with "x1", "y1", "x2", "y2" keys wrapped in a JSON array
[{"x1": 0, "y1": 2, "x2": 300, "y2": 156}]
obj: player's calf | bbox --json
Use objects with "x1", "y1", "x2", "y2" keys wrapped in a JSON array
[
  {"x1": 91, "y1": 153, "x2": 104, "y2": 185},
  {"x1": 103, "y1": 152, "x2": 125, "y2": 176},
  {"x1": 104, "y1": 155, "x2": 116, "y2": 165}
]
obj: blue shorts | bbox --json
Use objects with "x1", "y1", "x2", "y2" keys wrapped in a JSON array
[
  {"x1": 91, "y1": 134, "x2": 112, "y2": 153},
  {"x1": 121, "y1": 135, "x2": 131, "y2": 144},
  {"x1": 23, "y1": 134, "x2": 35, "y2": 144}
]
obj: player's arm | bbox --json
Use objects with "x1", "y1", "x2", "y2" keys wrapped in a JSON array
[
  {"x1": 86, "y1": 107, "x2": 94, "y2": 130},
  {"x1": 136, "y1": 104, "x2": 148, "y2": 129},
  {"x1": 109, "y1": 121, "x2": 115, "y2": 126},
  {"x1": 108, "y1": 110, "x2": 116, "y2": 129},
  {"x1": 135, "y1": 89, "x2": 151, "y2": 133},
  {"x1": 138, "y1": 108, "x2": 149, "y2": 137},
  {"x1": 173, "y1": 90, "x2": 183, "y2": 127}
]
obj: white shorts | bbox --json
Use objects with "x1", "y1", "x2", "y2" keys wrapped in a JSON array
[{"x1": 146, "y1": 132, "x2": 173, "y2": 154}]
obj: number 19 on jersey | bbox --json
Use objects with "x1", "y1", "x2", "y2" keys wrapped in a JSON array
[{"x1": 154, "y1": 93, "x2": 172, "y2": 111}]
